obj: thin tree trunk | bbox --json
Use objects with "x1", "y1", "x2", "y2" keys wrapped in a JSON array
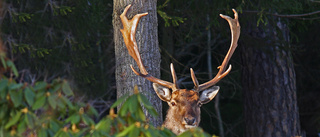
[
  {"x1": 207, "y1": 14, "x2": 224, "y2": 137},
  {"x1": 0, "y1": 0, "x2": 4, "y2": 53},
  {"x1": 160, "y1": 22, "x2": 174, "y2": 81},
  {"x1": 113, "y1": 0, "x2": 163, "y2": 127},
  {"x1": 241, "y1": 20, "x2": 302, "y2": 137}
]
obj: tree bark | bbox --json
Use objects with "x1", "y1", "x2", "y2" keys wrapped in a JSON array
[
  {"x1": 113, "y1": 0, "x2": 163, "y2": 127},
  {"x1": 241, "y1": 20, "x2": 302, "y2": 137}
]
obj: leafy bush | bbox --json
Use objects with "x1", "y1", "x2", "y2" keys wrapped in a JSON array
[
  {"x1": 0, "y1": 50, "x2": 212, "y2": 137},
  {"x1": 0, "y1": 77, "x2": 212, "y2": 137},
  {"x1": 0, "y1": 77, "x2": 94, "y2": 136}
]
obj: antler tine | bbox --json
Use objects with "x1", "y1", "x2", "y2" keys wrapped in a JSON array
[
  {"x1": 197, "y1": 9, "x2": 240, "y2": 91},
  {"x1": 120, "y1": 5, "x2": 175, "y2": 89},
  {"x1": 190, "y1": 68, "x2": 199, "y2": 91},
  {"x1": 170, "y1": 63, "x2": 179, "y2": 91}
]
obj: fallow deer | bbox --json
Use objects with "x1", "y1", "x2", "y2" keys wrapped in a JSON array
[{"x1": 120, "y1": 5, "x2": 240, "y2": 134}]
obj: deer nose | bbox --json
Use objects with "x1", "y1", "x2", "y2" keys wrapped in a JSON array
[{"x1": 184, "y1": 117, "x2": 196, "y2": 125}]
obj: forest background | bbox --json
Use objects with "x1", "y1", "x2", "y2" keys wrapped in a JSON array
[{"x1": 1, "y1": 0, "x2": 320, "y2": 136}]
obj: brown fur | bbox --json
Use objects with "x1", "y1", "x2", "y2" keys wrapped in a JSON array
[{"x1": 163, "y1": 89, "x2": 201, "y2": 134}]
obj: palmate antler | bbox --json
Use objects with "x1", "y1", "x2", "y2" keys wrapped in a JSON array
[
  {"x1": 120, "y1": 5, "x2": 179, "y2": 91},
  {"x1": 192, "y1": 9, "x2": 241, "y2": 91},
  {"x1": 120, "y1": 4, "x2": 240, "y2": 92}
]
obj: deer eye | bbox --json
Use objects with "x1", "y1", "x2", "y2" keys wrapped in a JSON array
[{"x1": 171, "y1": 102, "x2": 176, "y2": 106}]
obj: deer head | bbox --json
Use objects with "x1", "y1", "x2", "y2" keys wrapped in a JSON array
[{"x1": 120, "y1": 5, "x2": 240, "y2": 134}]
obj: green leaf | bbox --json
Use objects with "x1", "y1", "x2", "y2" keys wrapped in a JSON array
[
  {"x1": 137, "y1": 104, "x2": 146, "y2": 121},
  {"x1": 24, "y1": 87, "x2": 35, "y2": 106},
  {"x1": 53, "y1": 130, "x2": 63, "y2": 137},
  {"x1": 145, "y1": 128, "x2": 160, "y2": 137},
  {"x1": 119, "y1": 97, "x2": 130, "y2": 116},
  {"x1": 88, "y1": 105, "x2": 99, "y2": 117},
  {"x1": 116, "y1": 124, "x2": 135, "y2": 137},
  {"x1": 1, "y1": 57, "x2": 7, "y2": 69},
  {"x1": 56, "y1": 131, "x2": 69, "y2": 137},
  {"x1": 35, "y1": 91, "x2": 45, "y2": 98},
  {"x1": 32, "y1": 95, "x2": 46, "y2": 110},
  {"x1": 9, "y1": 89, "x2": 23, "y2": 107},
  {"x1": 48, "y1": 95, "x2": 57, "y2": 109},
  {"x1": 128, "y1": 126, "x2": 140, "y2": 137},
  {"x1": 81, "y1": 114, "x2": 94, "y2": 125},
  {"x1": 5, "y1": 111, "x2": 22, "y2": 129},
  {"x1": 138, "y1": 94, "x2": 158, "y2": 117},
  {"x1": 62, "y1": 80, "x2": 73, "y2": 96},
  {"x1": 57, "y1": 99, "x2": 66, "y2": 109},
  {"x1": 33, "y1": 81, "x2": 47, "y2": 91},
  {"x1": 61, "y1": 96, "x2": 74, "y2": 109},
  {"x1": 6, "y1": 60, "x2": 19, "y2": 77},
  {"x1": 160, "y1": 128, "x2": 175, "y2": 136},
  {"x1": 74, "y1": 129, "x2": 89, "y2": 137},
  {"x1": 0, "y1": 80, "x2": 8, "y2": 99},
  {"x1": 47, "y1": 130, "x2": 55, "y2": 137},
  {"x1": 95, "y1": 118, "x2": 111, "y2": 131},
  {"x1": 49, "y1": 120, "x2": 60, "y2": 132},
  {"x1": 25, "y1": 112, "x2": 35, "y2": 128},
  {"x1": 0, "y1": 79, "x2": 8, "y2": 92},
  {"x1": 17, "y1": 119, "x2": 27, "y2": 135},
  {"x1": 38, "y1": 129, "x2": 48, "y2": 137},
  {"x1": 129, "y1": 94, "x2": 138, "y2": 114},
  {"x1": 111, "y1": 93, "x2": 129, "y2": 108},
  {"x1": 138, "y1": 94, "x2": 154, "y2": 109},
  {"x1": 67, "y1": 114, "x2": 80, "y2": 124},
  {"x1": 0, "y1": 105, "x2": 8, "y2": 121},
  {"x1": 51, "y1": 83, "x2": 61, "y2": 93},
  {"x1": 149, "y1": 107, "x2": 159, "y2": 117},
  {"x1": 8, "y1": 83, "x2": 23, "y2": 90},
  {"x1": 178, "y1": 131, "x2": 193, "y2": 137}
]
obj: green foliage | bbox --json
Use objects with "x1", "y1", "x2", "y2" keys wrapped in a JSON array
[
  {"x1": 157, "y1": 0, "x2": 186, "y2": 27},
  {"x1": 157, "y1": 10, "x2": 186, "y2": 27},
  {"x1": 0, "y1": 76, "x2": 96, "y2": 136},
  {"x1": 0, "y1": 53, "x2": 19, "y2": 77},
  {"x1": 0, "y1": 55, "x2": 212, "y2": 137},
  {"x1": 0, "y1": 75, "x2": 213, "y2": 136},
  {"x1": 2, "y1": 0, "x2": 114, "y2": 97}
]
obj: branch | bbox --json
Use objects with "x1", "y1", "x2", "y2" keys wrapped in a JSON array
[
  {"x1": 310, "y1": 0, "x2": 320, "y2": 4},
  {"x1": 271, "y1": 10, "x2": 320, "y2": 18},
  {"x1": 243, "y1": 10, "x2": 320, "y2": 20}
]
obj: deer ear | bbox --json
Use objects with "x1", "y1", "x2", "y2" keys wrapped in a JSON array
[
  {"x1": 153, "y1": 83, "x2": 172, "y2": 102},
  {"x1": 199, "y1": 86, "x2": 220, "y2": 104}
]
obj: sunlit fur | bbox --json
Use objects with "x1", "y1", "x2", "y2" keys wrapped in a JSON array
[{"x1": 162, "y1": 89, "x2": 201, "y2": 134}]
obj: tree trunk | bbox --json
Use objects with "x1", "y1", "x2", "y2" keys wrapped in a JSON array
[
  {"x1": 241, "y1": 20, "x2": 302, "y2": 137},
  {"x1": 0, "y1": 0, "x2": 4, "y2": 53},
  {"x1": 113, "y1": 0, "x2": 163, "y2": 127}
]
